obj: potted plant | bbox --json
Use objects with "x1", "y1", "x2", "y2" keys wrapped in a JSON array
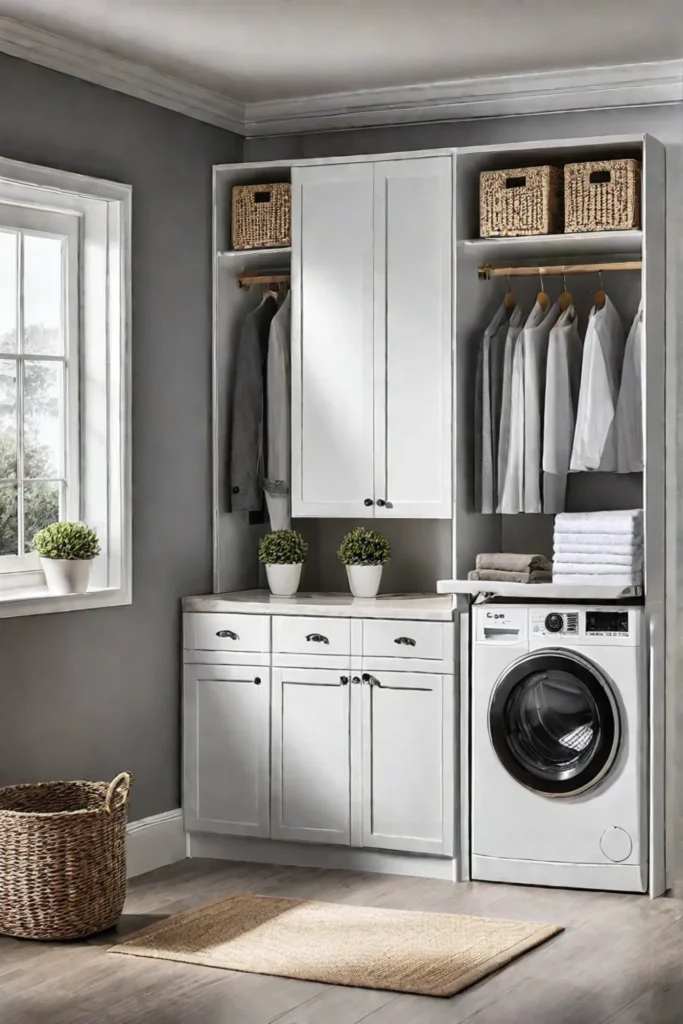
[
  {"x1": 338, "y1": 527, "x2": 390, "y2": 598},
  {"x1": 258, "y1": 529, "x2": 308, "y2": 597},
  {"x1": 33, "y1": 521, "x2": 101, "y2": 595}
]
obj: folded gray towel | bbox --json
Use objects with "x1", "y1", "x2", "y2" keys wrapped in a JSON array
[
  {"x1": 475, "y1": 553, "x2": 553, "y2": 573},
  {"x1": 468, "y1": 569, "x2": 553, "y2": 584}
]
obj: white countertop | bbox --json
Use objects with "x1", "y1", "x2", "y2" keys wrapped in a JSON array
[
  {"x1": 183, "y1": 590, "x2": 454, "y2": 621},
  {"x1": 437, "y1": 579, "x2": 643, "y2": 600}
]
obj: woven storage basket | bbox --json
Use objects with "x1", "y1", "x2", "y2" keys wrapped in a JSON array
[
  {"x1": 564, "y1": 159, "x2": 641, "y2": 233},
  {"x1": 0, "y1": 772, "x2": 132, "y2": 940},
  {"x1": 480, "y1": 165, "x2": 563, "y2": 237},
  {"x1": 232, "y1": 183, "x2": 291, "y2": 250}
]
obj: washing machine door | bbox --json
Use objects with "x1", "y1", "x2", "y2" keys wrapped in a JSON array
[{"x1": 489, "y1": 650, "x2": 621, "y2": 797}]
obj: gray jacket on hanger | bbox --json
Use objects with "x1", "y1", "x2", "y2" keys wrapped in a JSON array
[{"x1": 229, "y1": 295, "x2": 278, "y2": 511}]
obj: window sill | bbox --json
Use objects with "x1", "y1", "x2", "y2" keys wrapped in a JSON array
[{"x1": 0, "y1": 584, "x2": 132, "y2": 618}]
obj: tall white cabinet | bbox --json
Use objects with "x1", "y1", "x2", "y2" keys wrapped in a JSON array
[{"x1": 291, "y1": 156, "x2": 453, "y2": 519}]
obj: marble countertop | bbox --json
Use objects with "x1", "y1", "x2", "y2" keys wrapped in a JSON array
[{"x1": 182, "y1": 590, "x2": 454, "y2": 621}]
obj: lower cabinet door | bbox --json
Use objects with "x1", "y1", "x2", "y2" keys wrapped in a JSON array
[
  {"x1": 183, "y1": 664, "x2": 270, "y2": 837},
  {"x1": 359, "y1": 671, "x2": 453, "y2": 856},
  {"x1": 271, "y1": 668, "x2": 351, "y2": 844}
]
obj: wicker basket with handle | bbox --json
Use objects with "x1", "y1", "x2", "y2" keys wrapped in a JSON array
[
  {"x1": 0, "y1": 772, "x2": 132, "y2": 940},
  {"x1": 231, "y1": 183, "x2": 291, "y2": 250},
  {"x1": 564, "y1": 159, "x2": 641, "y2": 233},
  {"x1": 480, "y1": 165, "x2": 563, "y2": 237}
]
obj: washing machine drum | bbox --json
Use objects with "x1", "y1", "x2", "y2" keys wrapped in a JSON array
[{"x1": 489, "y1": 651, "x2": 621, "y2": 797}]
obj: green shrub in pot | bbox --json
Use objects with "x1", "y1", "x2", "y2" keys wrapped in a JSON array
[
  {"x1": 337, "y1": 527, "x2": 390, "y2": 598},
  {"x1": 33, "y1": 522, "x2": 101, "y2": 595},
  {"x1": 259, "y1": 529, "x2": 308, "y2": 596}
]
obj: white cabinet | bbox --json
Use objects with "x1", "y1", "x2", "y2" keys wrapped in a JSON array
[
  {"x1": 373, "y1": 158, "x2": 453, "y2": 519},
  {"x1": 271, "y1": 668, "x2": 351, "y2": 845},
  {"x1": 291, "y1": 157, "x2": 452, "y2": 519},
  {"x1": 358, "y1": 672, "x2": 454, "y2": 856},
  {"x1": 183, "y1": 664, "x2": 270, "y2": 837},
  {"x1": 291, "y1": 162, "x2": 375, "y2": 517}
]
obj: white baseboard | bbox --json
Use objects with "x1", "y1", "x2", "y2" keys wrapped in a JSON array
[
  {"x1": 188, "y1": 833, "x2": 459, "y2": 882},
  {"x1": 126, "y1": 809, "x2": 185, "y2": 879}
]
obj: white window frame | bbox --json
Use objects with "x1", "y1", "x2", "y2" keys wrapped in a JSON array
[{"x1": 0, "y1": 156, "x2": 131, "y2": 617}]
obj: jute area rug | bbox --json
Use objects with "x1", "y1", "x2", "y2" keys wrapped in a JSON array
[{"x1": 110, "y1": 894, "x2": 562, "y2": 998}]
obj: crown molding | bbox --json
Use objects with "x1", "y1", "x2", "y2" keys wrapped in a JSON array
[
  {"x1": 0, "y1": 14, "x2": 680, "y2": 141},
  {"x1": 244, "y1": 60, "x2": 683, "y2": 137},
  {"x1": 0, "y1": 15, "x2": 245, "y2": 134}
]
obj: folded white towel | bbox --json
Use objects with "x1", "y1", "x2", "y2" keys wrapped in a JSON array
[
  {"x1": 553, "y1": 572, "x2": 642, "y2": 587},
  {"x1": 553, "y1": 537, "x2": 642, "y2": 555},
  {"x1": 551, "y1": 551, "x2": 642, "y2": 567},
  {"x1": 554, "y1": 509, "x2": 643, "y2": 536},
  {"x1": 554, "y1": 560, "x2": 642, "y2": 575}
]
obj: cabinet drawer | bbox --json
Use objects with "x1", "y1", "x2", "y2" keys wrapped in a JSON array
[
  {"x1": 273, "y1": 616, "x2": 350, "y2": 657},
  {"x1": 363, "y1": 619, "x2": 445, "y2": 661},
  {"x1": 183, "y1": 613, "x2": 270, "y2": 654}
]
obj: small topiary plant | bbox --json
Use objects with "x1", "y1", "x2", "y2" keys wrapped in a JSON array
[
  {"x1": 337, "y1": 527, "x2": 391, "y2": 566},
  {"x1": 33, "y1": 521, "x2": 101, "y2": 560},
  {"x1": 258, "y1": 529, "x2": 308, "y2": 566}
]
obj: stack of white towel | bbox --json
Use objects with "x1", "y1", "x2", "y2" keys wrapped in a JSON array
[{"x1": 553, "y1": 510, "x2": 643, "y2": 587}]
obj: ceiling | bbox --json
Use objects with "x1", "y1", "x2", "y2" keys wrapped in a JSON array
[{"x1": 0, "y1": 0, "x2": 681, "y2": 104}]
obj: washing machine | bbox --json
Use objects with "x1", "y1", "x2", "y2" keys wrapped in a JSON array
[{"x1": 471, "y1": 604, "x2": 647, "y2": 892}]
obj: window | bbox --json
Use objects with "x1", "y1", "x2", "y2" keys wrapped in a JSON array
[
  {"x1": 0, "y1": 158, "x2": 131, "y2": 615},
  {"x1": 0, "y1": 205, "x2": 79, "y2": 573}
]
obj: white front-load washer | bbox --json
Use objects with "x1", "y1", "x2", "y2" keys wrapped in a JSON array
[{"x1": 471, "y1": 604, "x2": 647, "y2": 892}]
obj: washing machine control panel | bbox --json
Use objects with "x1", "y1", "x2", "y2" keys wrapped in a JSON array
[
  {"x1": 531, "y1": 610, "x2": 579, "y2": 637},
  {"x1": 530, "y1": 608, "x2": 634, "y2": 639}
]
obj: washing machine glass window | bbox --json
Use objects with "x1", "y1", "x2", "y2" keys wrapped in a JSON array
[{"x1": 489, "y1": 652, "x2": 621, "y2": 797}]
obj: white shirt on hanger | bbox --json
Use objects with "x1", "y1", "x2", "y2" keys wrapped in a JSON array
[
  {"x1": 523, "y1": 300, "x2": 560, "y2": 512},
  {"x1": 264, "y1": 292, "x2": 292, "y2": 530},
  {"x1": 496, "y1": 305, "x2": 525, "y2": 512},
  {"x1": 474, "y1": 302, "x2": 509, "y2": 513},
  {"x1": 570, "y1": 295, "x2": 625, "y2": 473},
  {"x1": 542, "y1": 304, "x2": 583, "y2": 512},
  {"x1": 616, "y1": 300, "x2": 644, "y2": 474}
]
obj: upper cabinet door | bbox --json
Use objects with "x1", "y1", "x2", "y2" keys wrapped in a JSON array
[
  {"x1": 373, "y1": 157, "x2": 453, "y2": 519},
  {"x1": 291, "y1": 163, "x2": 376, "y2": 517}
]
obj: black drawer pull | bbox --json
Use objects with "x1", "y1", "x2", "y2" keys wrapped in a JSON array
[
  {"x1": 254, "y1": 677, "x2": 261, "y2": 685},
  {"x1": 394, "y1": 636, "x2": 416, "y2": 647},
  {"x1": 216, "y1": 629, "x2": 239, "y2": 640},
  {"x1": 306, "y1": 633, "x2": 329, "y2": 644},
  {"x1": 340, "y1": 676, "x2": 349, "y2": 685},
  {"x1": 352, "y1": 676, "x2": 361, "y2": 684}
]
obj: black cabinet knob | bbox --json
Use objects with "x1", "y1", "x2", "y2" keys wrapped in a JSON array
[
  {"x1": 254, "y1": 677, "x2": 261, "y2": 685},
  {"x1": 351, "y1": 676, "x2": 361, "y2": 684},
  {"x1": 362, "y1": 673, "x2": 370, "y2": 683},
  {"x1": 364, "y1": 498, "x2": 373, "y2": 507},
  {"x1": 340, "y1": 676, "x2": 349, "y2": 685},
  {"x1": 376, "y1": 499, "x2": 386, "y2": 507}
]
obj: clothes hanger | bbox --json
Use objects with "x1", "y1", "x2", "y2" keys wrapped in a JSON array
[
  {"x1": 536, "y1": 270, "x2": 550, "y2": 312},
  {"x1": 594, "y1": 269, "x2": 606, "y2": 310},
  {"x1": 503, "y1": 273, "x2": 517, "y2": 312},
  {"x1": 558, "y1": 268, "x2": 573, "y2": 312}
]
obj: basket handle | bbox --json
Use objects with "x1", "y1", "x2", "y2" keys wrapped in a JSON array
[{"x1": 105, "y1": 772, "x2": 133, "y2": 813}]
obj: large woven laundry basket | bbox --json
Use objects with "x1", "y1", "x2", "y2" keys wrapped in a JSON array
[{"x1": 0, "y1": 772, "x2": 132, "y2": 940}]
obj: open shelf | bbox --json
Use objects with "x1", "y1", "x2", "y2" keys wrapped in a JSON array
[
  {"x1": 217, "y1": 246, "x2": 292, "y2": 270},
  {"x1": 461, "y1": 230, "x2": 642, "y2": 261},
  {"x1": 437, "y1": 579, "x2": 643, "y2": 601}
]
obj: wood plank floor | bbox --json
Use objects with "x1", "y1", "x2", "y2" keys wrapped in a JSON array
[{"x1": 2, "y1": 858, "x2": 683, "y2": 1024}]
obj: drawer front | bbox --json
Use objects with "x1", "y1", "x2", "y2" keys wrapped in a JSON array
[
  {"x1": 273, "y1": 616, "x2": 351, "y2": 657},
  {"x1": 183, "y1": 613, "x2": 270, "y2": 654},
  {"x1": 363, "y1": 619, "x2": 445, "y2": 661}
]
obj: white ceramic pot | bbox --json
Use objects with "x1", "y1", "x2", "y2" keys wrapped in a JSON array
[
  {"x1": 266, "y1": 563, "x2": 302, "y2": 597},
  {"x1": 40, "y1": 558, "x2": 93, "y2": 596},
  {"x1": 346, "y1": 564, "x2": 383, "y2": 599}
]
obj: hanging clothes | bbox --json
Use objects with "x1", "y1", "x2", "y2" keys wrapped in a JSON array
[
  {"x1": 264, "y1": 291, "x2": 292, "y2": 530},
  {"x1": 229, "y1": 294, "x2": 278, "y2": 512},
  {"x1": 570, "y1": 295, "x2": 625, "y2": 473},
  {"x1": 616, "y1": 300, "x2": 644, "y2": 473},
  {"x1": 496, "y1": 305, "x2": 525, "y2": 511},
  {"x1": 499, "y1": 300, "x2": 559, "y2": 513},
  {"x1": 542, "y1": 304, "x2": 583, "y2": 512},
  {"x1": 474, "y1": 302, "x2": 509, "y2": 513}
]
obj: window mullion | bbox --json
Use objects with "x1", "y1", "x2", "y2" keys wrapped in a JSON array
[{"x1": 16, "y1": 233, "x2": 24, "y2": 556}]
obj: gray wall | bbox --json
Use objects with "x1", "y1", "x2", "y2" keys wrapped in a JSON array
[
  {"x1": 248, "y1": 104, "x2": 683, "y2": 893},
  {"x1": 0, "y1": 53, "x2": 242, "y2": 820}
]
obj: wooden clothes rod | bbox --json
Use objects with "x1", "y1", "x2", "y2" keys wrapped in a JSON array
[
  {"x1": 236, "y1": 273, "x2": 291, "y2": 290},
  {"x1": 478, "y1": 260, "x2": 642, "y2": 281}
]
